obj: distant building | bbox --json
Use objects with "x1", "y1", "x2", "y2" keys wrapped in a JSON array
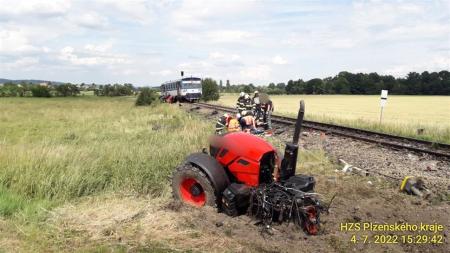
[{"x1": 39, "y1": 82, "x2": 48, "y2": 87}]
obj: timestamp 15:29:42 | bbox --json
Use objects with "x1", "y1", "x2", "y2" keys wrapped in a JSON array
[{"x1": 350, "y1": 234, "x2": 444, "y2": 244}]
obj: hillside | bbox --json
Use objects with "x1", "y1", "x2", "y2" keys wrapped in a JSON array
[{"x1": 0, "y1": 78, "x2": 65, "y2": 85}]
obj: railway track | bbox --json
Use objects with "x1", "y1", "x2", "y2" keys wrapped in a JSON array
[{"x1": 192, "y1": 102, "x2": 450, "y2": 159}]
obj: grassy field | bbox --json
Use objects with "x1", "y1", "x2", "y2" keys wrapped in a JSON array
[
  {"x1": 0, "y1": 96, "x2": 339, "y2": 252},
  {"x1": 0, "y1": 96, "x2": 448, "y2": 252},
  {"x1": 0, "y1": 96, "x2": 215, "y2": 251},
  {"x1": 0, "y1": 96, "x2": 332, "y2": 252},
  {"x1": 0, "y1": 96, "x2": 214, "y2": 201},
  {"x1": 215, "y1": 94, "x2": 450, "y2": 144}
]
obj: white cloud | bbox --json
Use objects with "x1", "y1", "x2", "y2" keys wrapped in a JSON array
[
  {"x1": 208, "y1": 51, "x2": 242, "y2": 66},
  {"x1": 206, "y1": 30, "x2": 255, "y2": 44},
  {"x1": 240, "y1": 65, "x2": 272, "y2": 81},
  {"x1": 2, "y1": 57, "x2": 39, "y2": 70},
  {"x1": 97, "y1": 0, "x2": 159, "y2": 25},
  {"x1": 73, "y1": 12, "x2": 109, "y2": 29},
  {"x1": 0, "y1": 29, "x2": 39, "y2": 54},
  {"x1": 58, "y1": 45, "x2": 130, "y2": 67},
  {"x1": 1, "y1": 0, "x2": 449, "y2": 85},
  {"x1": 149, "y1": 69, "x2": 174, "y2": 76},
  {"x1": 170, "y1": 0, "x2": 255, "y2": 28},
  {"x1": 84, "y1": 43, "x2": 113, "y2": 54},
  {"x1": 272, "y1": 55, "x2": 287, "y2": 65},
  {"x1": 384, "y1": 55, "x2": 450, "y2": 77},
  {"x1": 0, "y1": 0, "x2": 71, "y2": 17}
]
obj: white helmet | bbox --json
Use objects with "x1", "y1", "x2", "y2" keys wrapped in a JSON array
[
  {"x1": 239, "y1": 92, "x2": 245, "y2": 97},
  {"x1": 244, "y1": 94, "x2": 250, "y2": 99},
  {"x1": 254, "y1": 90, "x2": 259, "y2": 94},
  {"x1": 236, "y1": 113, "x2": 241, "y2": 119}
]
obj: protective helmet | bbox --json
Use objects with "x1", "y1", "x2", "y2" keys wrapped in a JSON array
[
  {"x1": 239, "y1": 92, "x2": 245, "y2": 97},
  {"x1": 244, "y1": 94, "x2": 249, "y2": 99},
  {"x1": 223, "y1": 113, "x2": 230, "y2": 118},
  {"x1": 254, "y1": 90, "x2": 259, "y2": 94},
  {"x1": 236, "y1": 113, "x2": 241, "y2": 119}
]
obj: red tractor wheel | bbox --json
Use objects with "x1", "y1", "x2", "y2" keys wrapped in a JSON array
[
  {"x1": 172, "y1": 164, "x2": 217, "y2": 207},
  {"x1": 303, "y1": 205, "x2": 319, "y2": 235}
]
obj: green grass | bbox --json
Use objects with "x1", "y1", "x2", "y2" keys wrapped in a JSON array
[
  {"x1": 0, "y1": 96, "x2": 215, "y2": 252},
  {"x1": 0, "y1": 186, "x2": 26, "y2": 217},
  {"x1": 0, "y1": 96, "x2": 212, "y2": 202},
  {"x1": 215, "y1": 93, "x2": 450, "y2": 144}
]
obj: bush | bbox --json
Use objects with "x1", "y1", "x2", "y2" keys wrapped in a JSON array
[
  {"x1": 56, "y1": 83, "x2": 80, "y2": 97},
  {"x1": 201, "y1": 78, "x2": 220, "y2": 101},
  {"x1": 95, "y1": 84, "x2": 134, "y2": 96},
  {"x1": 135, "y1": 87, "x2": 157, "y2": 106},
  {"x1": 31, "y1": 86, "x2": 52, "y2": 97},
  {"x1": 0, "y1": 83, "x2": 27, "y2": 97}
]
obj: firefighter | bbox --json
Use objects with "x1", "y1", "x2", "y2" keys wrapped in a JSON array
[
  {"x1": 261, "y1": 98, "x2": 274, "y2": 130},
  {"x1": 243, "y1": 94, "x2": 253, "y2": 114},
  {"x1": 236, "y1": 92, "x2": 246, "y2": 114},
  {"x1": 215, "y1": 113, "x2": 231, "y2": 134},
  {"x1": 252, "y1": 91, "x2": 262, "y2": 122},
  {"x1": 258, "y1": 93, "x2": 273, "y2": 130}
]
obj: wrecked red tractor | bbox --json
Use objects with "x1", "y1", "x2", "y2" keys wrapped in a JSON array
[{"x1": 172, "y1": 100, "x2": 326, "y2": 235}]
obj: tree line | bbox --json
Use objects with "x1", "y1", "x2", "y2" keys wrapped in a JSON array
[
  {"x1": 219, "y1": 71, "x2": 450, "y2": 95},
  {"x1": 0, "y1": 82, "x2": 81, "y2": 97},
  {"x1": 0, "y1": 82, "x2": 138, "y2": 97}
]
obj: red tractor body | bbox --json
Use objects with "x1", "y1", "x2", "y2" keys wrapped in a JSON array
[
  {"x1": 172, "y1": 101, "x2": 324, "y2": 235},
  {"x1": 210, "y1": 132, "x2": 277, "y2": 187}
]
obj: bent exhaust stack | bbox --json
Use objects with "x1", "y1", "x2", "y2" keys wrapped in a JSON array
[{"x1": 279, "y1": 100, "x2": 305, "y2": 181}]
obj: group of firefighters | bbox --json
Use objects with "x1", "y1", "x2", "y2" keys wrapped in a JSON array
[{"x1": 215, "y1": 91, "x2": 274, "y2": 135}]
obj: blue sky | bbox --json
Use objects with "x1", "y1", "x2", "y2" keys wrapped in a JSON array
[{"x1": 0, "y1": 0, "x2": 449, "y2": 86}]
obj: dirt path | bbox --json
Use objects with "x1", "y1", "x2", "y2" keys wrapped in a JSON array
[{"x1": 49, "y1": 174, "x2": 448, "y2": 252}]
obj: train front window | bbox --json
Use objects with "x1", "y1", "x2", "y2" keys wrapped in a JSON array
[{"x1": 182, "y1": 82, "x2": 201, "y2": 89}]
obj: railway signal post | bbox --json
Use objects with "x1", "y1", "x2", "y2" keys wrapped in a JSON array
[{"x1": 380, "y1": 90, "x2": 388, "y2": 124}]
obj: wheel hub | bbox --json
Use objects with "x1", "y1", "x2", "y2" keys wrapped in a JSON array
[
  {"x1": 190, "y1": 183, "x2": 202, "y2": 196},
  {"x1": 179, "y1": 178, "x2": 206, "y2": 206}
]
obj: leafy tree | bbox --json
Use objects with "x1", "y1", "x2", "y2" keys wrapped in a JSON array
[
  {"x1": 94, "y1": 83, "x2": 134, "y2": 96},
  {"x1": 202, "y1": 78, "x2": 220, "y2": 101},
  {"x1": 31, "y1": 85, "x2": 52, "y2": 97},
  {"x1": 276, "y1": 83, "x2": 286, "y2": 90},
  {"x1": 243, "y1": 85, "x2": 252, "y2": 94},
  {"x1": 56, "y1": 83, "x2": 80, "y2": 96},
  {"x1": 135, "y1": 87, "x2": 158, "y2": 106}
]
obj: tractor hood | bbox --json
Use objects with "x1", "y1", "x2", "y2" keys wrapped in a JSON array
[{"x1": 210, "y1": 132, "x2": 276, "y2": 162}]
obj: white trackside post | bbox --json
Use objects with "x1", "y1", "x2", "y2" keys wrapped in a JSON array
[{"x1": 380, "y1": 90, "x2": 388, "y2": 124}]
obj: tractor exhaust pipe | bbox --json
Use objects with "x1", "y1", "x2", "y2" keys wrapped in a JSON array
[
  {"x1": 279, "y1": 100, "x2": 305, "y2": 181},
  {"x1": 292, "y1": 100, "x2": 305, "y2": 144}
]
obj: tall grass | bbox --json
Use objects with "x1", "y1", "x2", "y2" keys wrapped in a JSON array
[{"x1": 0, "y1": 97, "x2": 213, "y2": 201}]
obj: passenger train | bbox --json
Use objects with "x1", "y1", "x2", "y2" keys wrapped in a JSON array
[{"x1": 160, "y1": 77, "x2": 202, "y2": 102}]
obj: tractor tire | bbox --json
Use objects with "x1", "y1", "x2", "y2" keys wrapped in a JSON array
[{"x1": 172, "y1": 164, "x2": 217, "y2": 207}]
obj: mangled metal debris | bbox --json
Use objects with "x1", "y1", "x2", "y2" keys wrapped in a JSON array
[
  {"x1": 337, "y1": 159, "x2": 370, "y2": 176},
  {"x1": 400, "y1": 176, "x2": 432, "y2": 199}
]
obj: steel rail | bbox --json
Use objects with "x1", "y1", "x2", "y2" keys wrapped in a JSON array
[{"x1": 192, "y1": 102, "x2": 450, "y2": 159}]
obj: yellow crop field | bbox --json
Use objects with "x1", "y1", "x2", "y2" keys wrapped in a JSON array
[{"x1": 215, "y1": 94, "x2": 450, "y2": 144}]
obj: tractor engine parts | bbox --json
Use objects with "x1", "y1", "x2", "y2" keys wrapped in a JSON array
[
  {"x1": 222, "y1": 183, "x2": 251, "y2": 217},
  {"x1": 248, "y1": 182, "x2": 324, "y2": 235}
]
